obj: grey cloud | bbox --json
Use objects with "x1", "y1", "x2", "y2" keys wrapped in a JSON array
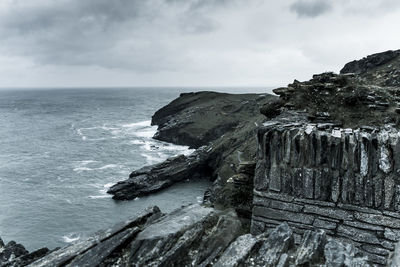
[
  {"x1": 0, "y1": 0, "x2": 223, "y2": 71},
  {"x1": 290, "y1": 0, "x2": 332, "y2": 18}
]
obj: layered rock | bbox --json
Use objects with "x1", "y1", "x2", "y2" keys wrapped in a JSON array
[
  {"x1": 0, "y1": 237, "x2": 49, "y2": 267},
  {"x1": 107, "y1": 150, "x2": 211, "y2": 200},
  {"x1": 109, "y1": 91, "x2": 275, "y2": 202},
  {"x1": 151, "y1": 91, "x2": 273, "y2": 149},
  {"x1": 21, "y1": 204, "x2": 369, "y2": 266},
  {"x1": 252, "y1": 120, "x2": 400, "y2": 265}
]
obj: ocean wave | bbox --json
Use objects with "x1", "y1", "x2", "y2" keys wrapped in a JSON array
[
  {"x1": 73, "y1": 167, "x2": 93, "y2": 172},
  {"x1": 121, "y1": 120, "x2": 151, "y2": 128},
  {"x1": 130, "y1": 139, "x2": 145, "y2": 145},
  {"x1": 88, "y1": 195, "x2": 112, "y2": 199},
  {"x1": 97, "y1": 164, "x2": 120, "y2": 170},
  {"x1": 141, "y1": 153, "x2": 164, "y2": 165},
  {"x1": 62, "y1": 233, "x2": 80, "y2": 243}
]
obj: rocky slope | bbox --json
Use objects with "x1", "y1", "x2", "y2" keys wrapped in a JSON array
[
  {"x1": 4, "y1": 205, "x2": 371, "y2": 267},
  {"x1": 108, "y1": 91, "x2": 276, "y2": 213},
  {"x1": 7, "y1": 49, "x2": 400, "y2": 266}
]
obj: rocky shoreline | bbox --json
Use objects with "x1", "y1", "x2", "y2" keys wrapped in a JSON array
[{"x1": 4, "y1": 49, "x2": 400, "y2": 266}]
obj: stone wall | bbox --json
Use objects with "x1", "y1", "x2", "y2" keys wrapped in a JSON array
[{"x1": 252, "y1": 122, "x2": 400, "y2": 265}]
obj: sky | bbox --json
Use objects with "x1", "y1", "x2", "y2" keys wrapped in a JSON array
[{"x1": 0, "y1": 0, "x2": 400, "y2": 88}]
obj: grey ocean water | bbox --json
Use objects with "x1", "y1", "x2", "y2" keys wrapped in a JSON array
[{"x1": 0, "y1": 87, "x2": 267, "y2": 251}]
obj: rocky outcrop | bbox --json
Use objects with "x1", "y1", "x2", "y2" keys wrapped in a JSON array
[
  {"x1": 151, "y1": 91, "x2": 274, "y2": 149},
  {"x1": 271, "y1": 71, "x2": 400, "y2": 128},
  {"x1": 0, "y1": 237, "x2": 49, "y2": 267},
  {"x1": 109, "y1": 91, "x2": 275, "y2": 203},
  {"x1": 341, "y1": 49, "x2": 400, "y2": 87},
  {"x1": 22, "y1": 204, "x2": 370, "y2": 266},
  {"x1": 341, "y1": 49, "x2": 400, "y2": 75},
  {"x1": 107, "y1": 150, "x2": 211, "y2": 200}
]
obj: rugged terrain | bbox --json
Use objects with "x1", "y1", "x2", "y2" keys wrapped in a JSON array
[{"x1": 5, "y1": 50, "x2": 400, "y2": 266}]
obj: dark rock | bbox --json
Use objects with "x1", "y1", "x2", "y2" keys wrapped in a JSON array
[
  {"x1": 213, "y1": 234, "x2": 258, "y2": 267},
  {"x1": 324, "y1": 239, "x2": 369, "y2": 266},
  {"x1": 31, "y1": 206, "x2": 160, "y2": 266},
  {"x1": 107, "y1": 152, "x2": 210, "y2": 200},
  {"x1": 294, "y1": 229, "x2": 327, "y2": 265},
  {"x1": 341, "y1": 49, "x2": 400, "y2": 75},
  {"x1": 0, "y1": 237, "x2": 49, "y2": 267},
  {"x1": 251, "y1": 223, "x2": 294, "y2": 266},
  {"x1": 151, "y1": 91, "x2": 275, "y2": 149},
  {"x1": 259, "y1": 98, "x2": 284, "y2": 118}
]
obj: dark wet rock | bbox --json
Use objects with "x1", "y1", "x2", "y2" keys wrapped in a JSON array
[
  {"x1": 24, "y1": 206, "x2": 375, "y2": 267},
  {"x1": 31, "y1": 206, "x2": 160, "y2": 267},
  {"x1": 0, "y1": 237, "x2": 49, "y2": 267},
  {"x1": 151, "y1": 91, "x2": 274, "y2": 149},
  {"x1": 110, "y1": 91, "x2": 275, "y2": 203},
  {"x1": 259, "y1": 98, "x2": 284, "y2": 118},
  {"x1": 294, "y1": 229, "x2": 327, "y2": 265},
  {"x1": 324, "y1": 239, "x2": 369, "y2": 266},
  {"x1": 213, "y1": 234, "x2": 258, "y2": 267},
  {"x1": 251, "y1": 223, "x2": 294, "y2": 266},
  {"x1": 107, "y1": 151, "x2": 211, "y2": 200},
  {"x1": 341, "y1": 49, "x2": 400, "y2": 75}
]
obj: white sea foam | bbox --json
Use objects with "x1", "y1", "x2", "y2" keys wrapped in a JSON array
[
  {"x1": 97, "y1": 164, "x2": 120, "y2": 170},
  {"x1": 130, "y1": 139, "x2": 145, "y2": 145},
  {"x1": 141, "y1": 153, "x2": 162, "y2": 165},
  {"x1": 62, "y1": 233, "x2": 80, "y2": 243},
  {"x1": 88, "y1": 195, "x2": 112, "y2": 199},
  {"x1": 73, "y1": 167, "x2": 93, "y2": 172},
  {"x1": 122, "y1": 120, "x2": 151, "y2": 128},
  {"x1": 133, "y1": 128, "x2": 157, "y2": 138}
]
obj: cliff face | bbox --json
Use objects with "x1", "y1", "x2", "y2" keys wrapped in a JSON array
[
  {"x1": 253, "y1": 121, "x2": 400, "y2": 265},
  {"x1": 108, "y1": 91, "x2": 276, "y2": 206},
  {"x1": 252, "y1": 50, "x2": 400, "y2": 265}
]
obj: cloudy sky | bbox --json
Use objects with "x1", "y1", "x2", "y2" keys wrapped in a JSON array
[{"x1": 0, "y1": 0, "x2": 400, "y2": 88}]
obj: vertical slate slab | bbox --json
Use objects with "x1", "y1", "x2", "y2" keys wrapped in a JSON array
[
  {"x1": 303, "y1": 168, "x2": 314, "y2": 199},
  {"x1": 384, "y1": 174, "x2": 395, "y2": 209}
]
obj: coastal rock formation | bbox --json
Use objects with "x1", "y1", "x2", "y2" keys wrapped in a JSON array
[
  {"x1": 106, "y1": 49, "x2": 400, "y2": 265},
  {"x1": 107, "y1": 150, "x2": 211, "y2": 200},
  {"x1": 341, "y1": 49, "x2": 400, "y2": 86},
  {"x1": 108, "y1": 91, "x2": 276, "y2": 203},
  {"x1": 251, "y1": 50, "x2": 400, "y2": 265},
  {"x1": 151, "y1": 91, "x2": 272, "y2": 149},
  {"x1": 22, "y1": 205, "x2": 369, "y2": 266},
  {"x1": 0, "y1": 237, "x2": 49, "y2": 267}
]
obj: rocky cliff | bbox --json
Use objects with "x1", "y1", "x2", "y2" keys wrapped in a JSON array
[
  {"x1": 8, "y1": 49, "x2": 400, "y2": 266},
  {"x1": 1, "y1": 205, "x2": 371, "y2": 267},
  {"x1": 252, "y1": 50, "x2": 400, "y2": 265}
]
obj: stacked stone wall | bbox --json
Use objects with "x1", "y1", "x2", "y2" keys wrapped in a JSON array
[{"x1": 252, "y1": 122, "x2": 400, "y2": 265}]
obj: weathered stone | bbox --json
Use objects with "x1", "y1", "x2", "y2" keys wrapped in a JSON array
[
  {"x1": 384, "y1": 228, "x2": 400, "y2": 242},
  {"x1": 253, "y1": 206, "x2": 314, "y2": 225},
  {"x1": 343, "y1": 220, "x2": 384, "y2": 232},
  {"x1": 303, "y1": 205, "x2": 353, "y2": 221},
  {"x1": 355, "y1": 212, "x2": 400, "y2": 228},
  {"x1": 313, "y1": 218, "x2": 337, "y2": 230},
  {"x1": 384, "y1": 174, "x2": 396, "y2": 209},
  {"x1": 324, "y1": 239, "x2": 369, "y2": 267},
  {"x1": 361, "y1": 244, "x2": 390, "y2": 256},
  {"x1": 213, "y1": 234, "x2": 257, "y2": 267},
  {"x1": 252, "y1": 223, "x2": 294, "y2": 266},
  {"x1": 295, "y1": 229, "x2": 326, "y2": 265},
  {"x1": 269, "y1": 166, "x2": 281, "y2": 192},
  {"x1": 302, "y1": 168, "x2": 314, "y2": 199},
  {"x1": 337, "y1": 225, "x2": 381, "y2": 244},
  {"x1": 388, "y1": 241, "x2": 400, "y2": 267}
]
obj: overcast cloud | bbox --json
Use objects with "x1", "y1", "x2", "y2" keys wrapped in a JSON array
[{"x1": 0, "y1": 0, "x2": 400, "y2": 87}]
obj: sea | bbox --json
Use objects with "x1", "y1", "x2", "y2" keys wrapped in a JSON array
[{"x1": 0, "y1": 87, "x2": 268, "y2": 251}]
